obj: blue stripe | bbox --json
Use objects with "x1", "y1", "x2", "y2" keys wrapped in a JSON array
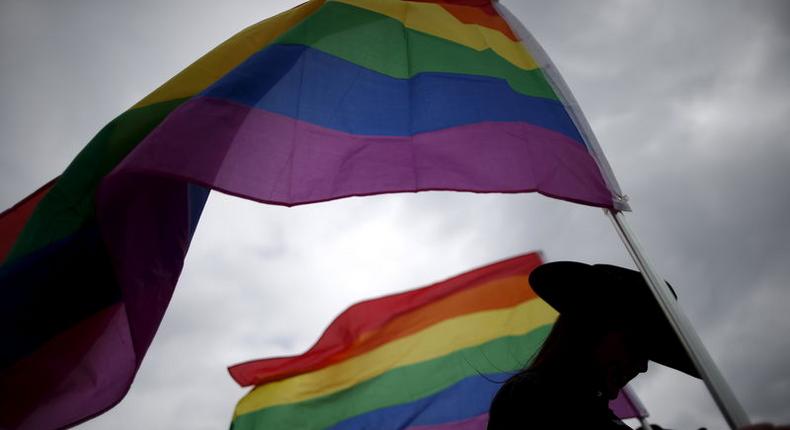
[
  {"x1": 201, "y1": 44, "x2": 583, "y2": 143},
  {"x1": 328, "y1": 372, "x2": 509, "y2": 430},
  {"x1": 186, "y1": 183, "x2": 209, "y2": 241}
]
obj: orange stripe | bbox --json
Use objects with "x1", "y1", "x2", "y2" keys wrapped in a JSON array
[
  {"x1": 229, "y1": 253, "x2": 543, "y2": 386},
  {"x1": 252, "y1": 274, "x2": 536, "y2": 385}
]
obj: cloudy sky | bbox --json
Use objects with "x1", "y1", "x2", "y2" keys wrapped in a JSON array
[{"x1": 2, "y1": 1, "x2": 789, "y2": 429}]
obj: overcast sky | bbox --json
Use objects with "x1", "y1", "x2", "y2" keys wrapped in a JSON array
[{"x1": 1, "y1": 1, "x2": 789, "y2": 429}]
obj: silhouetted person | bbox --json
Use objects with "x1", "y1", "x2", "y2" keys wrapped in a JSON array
[
  {"x1": 488, "y1": 262, "x2": 697, "y2": 429},
  {"x1": 487, "y1": 262, "x2": 789, "y2": 430}
]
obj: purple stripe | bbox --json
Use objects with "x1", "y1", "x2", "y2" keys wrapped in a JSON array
[
  {"x1": 23, "y1": 305, "x2": 136, "y2": 430},
  {"x1": 2, "y1": 168, "x2": 208, "y2": 429},
  {"x1": 610, "y1": 385, "x2": 649, "y2": 419},
  {"x1": 97, "y1": 174, "x2": 197, "y2": 358},
  {"x1": 112, "y1": 97, "x2": 613, "y2": 208},
  {"x1": 0, "y1": 304, "x2": 136, "y2": 430},
  {"x1": 407, "y1": 414, "x2": 489, "y2": 430}
]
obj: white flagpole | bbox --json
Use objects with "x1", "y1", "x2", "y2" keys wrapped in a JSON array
[
  {"x1": 494, "y1": 4, "x2": 751, "y2": 426},
  {"x1": 606, "y1": 209, "x2": 750, "y2": 429}
]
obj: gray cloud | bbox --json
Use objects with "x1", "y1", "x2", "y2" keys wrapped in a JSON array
[{"x1": 2, "y1": 1, "x2": 789, "y2": 429}]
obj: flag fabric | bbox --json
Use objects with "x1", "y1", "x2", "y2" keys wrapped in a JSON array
[
  {"x1": 103, "y1": 0, "x2": 623, "y2": 209},
  {"x1": 611, "y1": 385, "x2": 649, "y2": 420},
  {"x1": 228, "y1": 253, "x2": 647, "y2": 429},
  {"x1": 0, "y1": 3, "x2": 322, "y2": 427},
  {"x1": 229, "y1": 253, "x2": 554, "y2": 429},
  {"x1": 1, "y1": 0, "x2": 626, "y2": 428}
]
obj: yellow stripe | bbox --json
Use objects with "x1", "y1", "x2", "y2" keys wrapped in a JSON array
[
  {"x1": 132, "y1": 0, "x2": 325, "y2": 109},
  {"x1": 335, "y1": 0, "x2": 538, "y2": 71},
  {"x1": 235, "y1": 298, "x2": 557, "y2": 416}
]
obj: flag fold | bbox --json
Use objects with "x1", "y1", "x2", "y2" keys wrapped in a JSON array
[{"x1": 1, "y1": 1, "x2": 623, "y2": 428}]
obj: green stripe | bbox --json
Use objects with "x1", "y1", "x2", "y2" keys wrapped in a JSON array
[
  {"x1": 232, "y1": 324, "x2": 551, "y2": 430},
  {"x1": 7, "y1": 1, "x2": 557, "y2": 262},
  {"x1": 6, "y1": 98, "x2": 188, "y2": 262},
  {"x1": 276, "y1": 2, "x2": 558, "y2": 100}
]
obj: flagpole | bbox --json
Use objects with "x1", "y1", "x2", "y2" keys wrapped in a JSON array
[
  {"x1": 494, "y1": 3, "x2": 750, "y2": 426},
  {"x1": 605, "y1": 209, "x2": 750, "y2": 429}
]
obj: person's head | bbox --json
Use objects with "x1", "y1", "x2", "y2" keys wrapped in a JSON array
[
  {"x1": 522, "y1": 261, "x2": 698, "y2": 397},
  {"x1": 527, "y1": 313, "x2": 649, "y2": 399},
  {"x1": 592, "y1": 324, "x2": 649, "y2": 399}
]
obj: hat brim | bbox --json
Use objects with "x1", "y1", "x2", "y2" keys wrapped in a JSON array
[{"x1": 529, "y1": 261, "x2": 699, "y2": 378}]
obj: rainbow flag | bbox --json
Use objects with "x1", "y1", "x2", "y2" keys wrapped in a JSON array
[
  {"x1": 229, "y1": 253, "x2": 647, "y2": 429},
  {"x1": 1, "y1": 1, "x2": 625, "y2": 428},
  {"x1": 229, "y1": 253, "x2": 553, "y2": 429}
]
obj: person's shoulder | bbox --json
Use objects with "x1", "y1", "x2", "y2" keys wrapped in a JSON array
[
  {"x1": 496, "y1": 370, "x2": 562, "y2": 401},
  {"x1": 487, "y1": 370, "x2": 564, "y2": 429}
]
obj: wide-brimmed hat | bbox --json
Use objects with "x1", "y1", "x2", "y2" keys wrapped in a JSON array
[{"x1": 528, "y1": 261, "x2": 699, "y2": 378}]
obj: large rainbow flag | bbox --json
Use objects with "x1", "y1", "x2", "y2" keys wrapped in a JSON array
[
  {"x1": 1, "y1": 0, "x2": 627, "y2": 428},
  {"x1": 229, "y1": 253, "x2": 647, "y2": 429}
]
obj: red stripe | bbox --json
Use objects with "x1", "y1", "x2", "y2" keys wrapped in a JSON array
[
  {"x1": 410, "y1": 0, "x2": 519, "y2": 41},
  {"x1": 228, "y1": 253, "x2": 543, "y2": 386},
  {"x1": 0, "y1": 177, "x2": 58, "y2": 263}
]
